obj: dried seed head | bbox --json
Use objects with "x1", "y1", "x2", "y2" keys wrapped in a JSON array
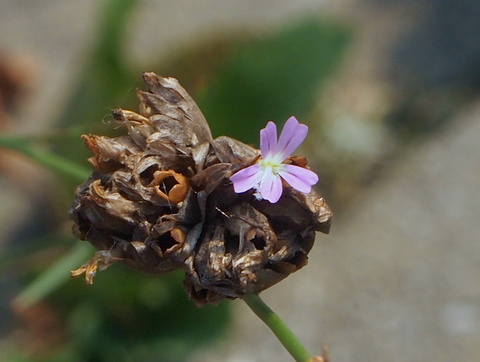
[{"x1": 70, "y1": 72, "x2": 332, "y2": 306}]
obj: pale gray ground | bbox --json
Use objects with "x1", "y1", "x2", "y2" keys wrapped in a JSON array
[{"x1": 1, "y1": 1, "x2": 479, "y2": 361}]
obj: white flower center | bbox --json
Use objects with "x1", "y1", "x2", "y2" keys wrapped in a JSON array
[{"x1": 259, "y1": 157, "x2": 284, "y2": 175}]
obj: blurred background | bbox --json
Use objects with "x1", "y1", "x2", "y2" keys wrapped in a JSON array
[{"x1": 0, "y1": 0, "x2": 479, "y2": 361}]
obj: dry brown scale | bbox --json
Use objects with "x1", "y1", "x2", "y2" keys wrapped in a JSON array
[{"x1": 70, "y1": 72, "x2": 332, "y2": 306}]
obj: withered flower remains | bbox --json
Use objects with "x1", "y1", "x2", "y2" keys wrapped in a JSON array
[{"x1": 70, "y1": 73, "x2": 332, "y2": 306}]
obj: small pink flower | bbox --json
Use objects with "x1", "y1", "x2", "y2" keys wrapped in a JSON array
[{"x1": 230, "y1": 116, "x2": 319, "y2": 203}]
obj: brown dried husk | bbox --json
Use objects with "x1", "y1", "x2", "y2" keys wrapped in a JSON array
[{"x1": 70, "y1": 72, "x2": 332, "y2": 306}]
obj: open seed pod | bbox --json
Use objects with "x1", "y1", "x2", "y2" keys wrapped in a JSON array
[{"x1": 70, "y1": 72, "x2": 332, "y2": 306}]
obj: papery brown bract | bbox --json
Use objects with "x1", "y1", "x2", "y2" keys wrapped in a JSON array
[{"x1": 70, "y1": 72, "x2": 332, "y2": 306}]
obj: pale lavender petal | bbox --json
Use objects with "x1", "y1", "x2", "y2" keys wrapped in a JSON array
[
  {"x1": 230, "y1": 164, "x2": 262, "y2": 193},
  {"x1": 258, "y1": 168, "x2": 283, "y2": 203},
  {"x1": 260, "y1": 121, "x2": 277, "y2": 157},
  {"x1": 276, "y1": 116, "x2": 308, "y2": 159},
  {"x1": 278, "y1": 164, "x2": 318, "y2": 194}
]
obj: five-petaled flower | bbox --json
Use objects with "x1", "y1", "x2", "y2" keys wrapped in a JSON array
[{"x1": 230, "y1": 116, "x2": 319, "y2": 203}]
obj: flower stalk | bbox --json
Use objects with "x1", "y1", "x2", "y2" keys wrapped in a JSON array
[{"x1": 243, "y1": 293, "x2": 314, "y2": 362}]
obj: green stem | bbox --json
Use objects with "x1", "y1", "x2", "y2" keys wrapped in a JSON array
[
  {"x1": 0, "y1": 135, "x2": 90, "y2": 182},
  {"x1": 243, "y1": 293, "x2": 313, "y2": 362}
]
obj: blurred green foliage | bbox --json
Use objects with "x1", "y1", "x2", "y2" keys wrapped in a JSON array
[
  {"x1": 48, "y1": 269, "x2": 230, "y2": 362},
  {"x1": 196, "y1": 19, "x2": 350, "y2": 144},
  {"x1": 53, "y1": 0, "x2": 140, "y2": 195},
  {"x1": 0, "y1": 0, "x2": 350, "y2": 360}
]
